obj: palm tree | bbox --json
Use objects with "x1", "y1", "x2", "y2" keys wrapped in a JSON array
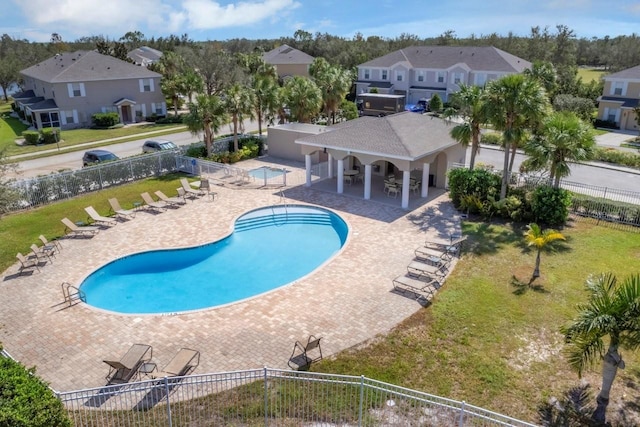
[
  {"x1": 252, "y1": 74, "x2": 280, "y2": 135},
  {"x1": 283, "y1": 76, "x2": 322, "y2": 123},
  {"x1": 445, "y1": 85, "x2": 487, "y2": 170},
  {"x1": 183, "y1": 94, "x2": 228, "y2": 156},
  {"x1": 160, "y1": 75, "x2": 184, "y2": 116},
  {"x1": 181, "y1": 69, "x2": 204, "y2": 104},
  {"x1": 310, "y1": 58, "x2": 353, "y2": 124},
  {"x1": 523, "y1": 223, "x2": 565, "y2": 279},
  {"x1": 561, "y1": 273, "x2": 640, "y2": 424},
  {"x1": 485, "y1": 74, "x2": 550, "y2": 199},
  {"x1": 225, "y1": 84, "x2": 256, "y2": 152},
  {"x1": 523, "y1": 111, "x2": 596, "y2": 188}
]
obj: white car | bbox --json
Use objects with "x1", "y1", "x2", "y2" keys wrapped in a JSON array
[{"x1": 142, "y1": 139, "x2": 178, "y2": 153}]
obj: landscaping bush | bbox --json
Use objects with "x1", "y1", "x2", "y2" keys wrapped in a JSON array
[
  {"x1": 429, "y1": 93, "x2": 442, "y2": 113},
  {"x1": 0, "y1": 348, "x2": 71, "y2": 426},
  {"x1": 22, "y1": 130, "x2": 40, "y2": 145},
  {"x1": 593, "y1": 118, "x2": 618, "y2": 129},
  {"x1": 40, "y1": 127, "x2": 60, "y2": 144},
  {"x1": 553, "y1": 94, "x2": 595, "y2": 122},
  {"x1": 17, "y1": 109, "x2": 25, "y2": 119},
  {"x1": 185, "y1": 145, "x2": 207, "y2": 158},
  {"x1": 480, "y1": 132, "x2": 502, "y2": 146},
  {"x1": 447, "y1": 167, "x2": 501, "y2": 208},
  {"x1": 91, "y1": 112, "x2": 119, "y2": 128},
  {"x1": 155, "y1": 114, "x2": 184, "y2": 124},
  {"x1": 530, "y1": 185, "x2": 572, "y2": 226},
  {"x1": 594, "y1": 147, "x2": 640, "y2": 169}
]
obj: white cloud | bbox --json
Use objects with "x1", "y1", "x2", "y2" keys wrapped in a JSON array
[{"x1": 178, "y1": 0, "x2": 299, "y2": 30}]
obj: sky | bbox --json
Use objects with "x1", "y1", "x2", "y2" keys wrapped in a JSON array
[{"x1": 2, "y1": 0, "x2": 639, "y2": 43}]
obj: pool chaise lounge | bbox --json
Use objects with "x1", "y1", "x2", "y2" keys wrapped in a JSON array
[
  {"x1": 150, "y1": 348, "x2": 200, "y2": 379},
  {"x1": 15, "y1": 252, "x2": 41, "y2": 274},
  {"x1": 141, "y1": 192, "x2": 167, "y2": 212},
  {"x1": 61, "y1": 218, "x2": 99, "y2": 237},
  {"x1": 103, "y1": 343, "x2": 153, "y2": 384},
  {"x1": 392, "y1": 274, "x2": 439, "y2": 303},
  {"x1": 108, "y1": 198, "x2": 136, "y2": 220},
  {"x1": 84, "y1": 206, "x2": 117, "y2": 227},
  {"x1": 155, "y1": 190, "x2": 186, "y2": 206}
]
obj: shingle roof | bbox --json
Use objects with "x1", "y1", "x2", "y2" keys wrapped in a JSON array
[
  {"x1": 29, "y1": 99, "x2": 58, "y2": 111},
  {"x1": 263, "y1": 44, "x2": 314, "y2": 65},
  {"x1": 604, "y1": 65, "x2": 640, "y2": 80},
  {"x1": 21, "y1": 50, "x2": 161, "y2": 83},
  {"x1": 12, "y1": 90, "x2": 35, "y2": 99},
  {"x1": 359, "y1": 46, "x2": 530, "y2": 73},
  {"x1": 127, "y1": 46, "x2": 163, "y2": 65},
  {"x1": 599, "y1": 96, "x2": 640, "y2": 108},
  {"x1": 295, "y1": 112, "x2": 457, "y2": 160}
]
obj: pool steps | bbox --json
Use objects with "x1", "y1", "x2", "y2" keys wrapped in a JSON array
[{"x1": 235, "y1": 212, "x2": 333, "y2": 232}]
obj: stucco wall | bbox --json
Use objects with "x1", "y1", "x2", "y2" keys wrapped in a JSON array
[{"x1": 267, "y1": 126, "x2": 321, "y2": 163}]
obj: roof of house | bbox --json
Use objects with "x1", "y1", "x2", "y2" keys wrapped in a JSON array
[
  {"x1": 29, "y1": 99, "x2": 59, "y2": 111},
  {"x1": 21, "y1": 50, "x2": 161, "y2": 83},
  {"x1": 127, "y1": 46, "x2": 163, "y2": 65},
  {"x1": 599, "y1": 96, "x2": 640, "y2": 108},
  {"x1": 604, "y1": 64, "x2": 640, "y2": 80},
  {"x1": 12, "y1": 90, "x2": 35, "y2": 99},
  {"x1": 263, "y1": 44, "x2": 314, "y2": 65},
  {"x1": 358, "y1": 46, "x2": 531, "y2": 73},
  {"x1": 295, "y1": 112, "x2": 457, "y2": 160}
]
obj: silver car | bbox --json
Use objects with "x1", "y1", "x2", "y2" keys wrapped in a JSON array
[{"x1": 142, "y1": 139, "x2": 178, "y2": 153}]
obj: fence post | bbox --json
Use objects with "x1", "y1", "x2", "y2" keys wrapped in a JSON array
[
  {"x1": 282, "y1": 168, "x2": 287, "y2": 187},
  {"x1": 164, "y1": 377, "x2": 173, "y2": 427},
  {"x1": 358, "y1": 375, "x2": 364, "y2": 427},
  {"x1": 458, "y1": 400, "x2": 466, "y2": 427},
  {"x1": 264, "y1": 366, "x2": 269, "y2": 427},
  {"x1": 263, "y1": 167, "x2": 267, "y2": 187}
]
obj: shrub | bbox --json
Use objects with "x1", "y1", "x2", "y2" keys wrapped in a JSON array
[
  {"x1": 530, "y1": 185, "x2": 572, "y2": 226},
  {"x1": 91, "y1": 112, "x2": 119, "y2": 128},
  {"x1": 429, "y1": 93, "x2": 443, "y2": 113},
  {"x1": 0, "y1": 348, "x2": 71, "y2": 426},
  {"x1": 17, "y1": 109, "x2": 25, "y2": 119},
  {"x1": 22, "y1": 130, "x2": 40, "y2": 145},
  {"x1": 480, "y1": 132, "x2": 502, "y2": 146},
  {"x1": 185, "y1": 145, "x2": 206, "y2": 158},
  {"x1": 594, "y1": 147, "x2": 640, "y2": 169},
  {"x1": 552, "y1": 94, "x2": 595, "y2": 122},
  {"x1": 593, "y1": 118, "x2": 618, "y2": 129},
  {"x1": 155, "y1": 114, "x2": 184, "y2": 124},
  {"x1": 40, "y1": 127, "x2": 60, "y2": 144},
  {"x1": 447, "y1": 167, "x2": 501, "y2": 208}
]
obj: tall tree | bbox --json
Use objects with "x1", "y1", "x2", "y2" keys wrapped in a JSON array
[
  {"x1": 522, "y1": 111, "x2": 596, "y2": 187},
  {"x1": 523, "y1": 223, "x2": 565, "y2": 278},
  {"x1": 0, "y1": 54, "x2": 19, "y2": 102},
  {"x1": 561, "y1": 273, "x2": 640, "y2": 424},
  {"x1": 283, "y1": 76, "x2": 322, "y2": 123},
  {"x1": 183, "y1": 94, "x2": 228, "y2": 156},
  {"x1": 190, "y1": 44, "x2": 243, "y2": 95},
  {"x1": 485, "y1": 74, "x2": 549, "y2": 199},
  {"x1": 445, "y1": 84, "x2": 487, "y2": 170},
  {"x1": 224, "y1": 83, "x2": 255, "y2": 151},
  {"x1": 309, "y1": 58, "x2": 353, "y2": 124},
  {"x1": 181, "y1": 68, "x2": 204, "y2": 104},
  {"x1": 161, "y1": 75, "x2": 184, "y2": 116},
  {"x1": 523, "y1": 61, "x2": 557, "y2": 100},
  {"x1": 252, "y1": 74, "x2": 280, "y2": 135}
]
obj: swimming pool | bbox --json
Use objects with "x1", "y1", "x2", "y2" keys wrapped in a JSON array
[
  {"x1": 79, "y1": 205, "x2": 348, "y2": 314},
  {"x1": 248, "y1": 166, "x2": 287, "y2": 180}
]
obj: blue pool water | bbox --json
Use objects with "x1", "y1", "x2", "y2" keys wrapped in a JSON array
[
  {"x1": 80, "y1": 206, "x2": 348, "y2": 314},
  {"x1": 248, "y1": 166, "x2": 287, "y2": 179}
]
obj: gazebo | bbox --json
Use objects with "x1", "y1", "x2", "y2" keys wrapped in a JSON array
[{"x1": 295, "y1": 112, "x2": 467, "y2": 209}]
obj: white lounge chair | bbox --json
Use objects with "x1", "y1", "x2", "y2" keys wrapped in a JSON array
[
  {"x1": 141, "y1": 192, "x2": 167, "y2": 212},
  {"x1": 180, "y1": 178, "x2": 202, "y2": 198},
  {"x1": 84, "y1": 206, "x2": 117, "y2": 227},
  {"x1": 155, "y1": 190, "x2": 186, "y2": 206},
  {"x1": 108, "y1": 198, "x2": 136, "y2": 220},
  {"x1": 16, "y1": 252, "x2": 41, "y2": 274},
  {"x1": 61, "y1": 218, "x2": 99, "y2": 237}
]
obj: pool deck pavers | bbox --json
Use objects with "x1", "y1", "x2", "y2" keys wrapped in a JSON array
[{"x1": 0, "y1": 176, "x2": 461, "y2": 392}]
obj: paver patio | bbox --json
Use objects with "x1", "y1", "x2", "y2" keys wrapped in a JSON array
[{"x1": 0, "y1": 168, "x2": 461, "y2": 392}]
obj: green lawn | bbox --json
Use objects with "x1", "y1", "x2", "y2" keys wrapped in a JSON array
[
  {"x1": 317, "y1": 219, "x2": 640, "y2": 424},
  {"x1": 577, "y1": 67, "x2": 606, "y2": 83}
]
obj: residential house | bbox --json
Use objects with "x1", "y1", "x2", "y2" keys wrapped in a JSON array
[
  {"x1": 356, "y1": 46, "x2": 531, "y2": 104},
  {"x1": 127, "y1": 46, "x2": 163, "y2": 67},
  {"x1": 15, "y1": 50, "x2": 165, "y2": 130},
  {"x1": 597, "y1": 64, "x2": 640, "y2": 131},
  {"x1": 263, "y1": 44, "x2": 315, "y2": 79}
]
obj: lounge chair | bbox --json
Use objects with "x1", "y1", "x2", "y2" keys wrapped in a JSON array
[
  {"x1": 414, "y1": 245, "x2": 452, "y2": 263},
  {"x1": 150, "y1": 348, "x2": 200, "y2": 379},
  {"x1": 108, "y1": 198, "x2": 136, "y2": 220},
  {"x1": 155, "y1": 190, "x2": 186, "y2": 206},
  {"x1": 141, "y1": 192, "x2": 167, "y2": 212},
  {"x1": 39, "y1": 235, "x2": 62, "y2": 254},
  {"x1": 180, "y1": 178, "x2": 202, "y2": 198},
  {"x1": 16, "y1": 252, "x2": 41, "y2": 274},
  {"x1": 392, "y1": 274, "x2": 439, "y2": 303},
  {"x1": 61, "y1": 218, "x2": 99, "y2": 237},
  {"x1": 84, "y1": 206, "x2": 117, "y2": 227},
  {"x1": 407, "y1": 260, "x2": 448, "y2": 278},
  {"x1": 425, "y1": 235, "x2": 467, "y2": 258},
  {"x1": 30, "y1": 243, "x2": 54, "y2": 263},
  {"x1": 288, "y1": 335, "x2": 323, "y2": 370},
  {"x1": 103, "y1": 343, "x2": 153, "y2": 384}
]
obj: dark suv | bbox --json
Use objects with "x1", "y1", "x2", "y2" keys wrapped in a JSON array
[
  {"x1": 82, "y1": 149, "x2": 119, "y2": 166},
  {"x1": 142, "y1": 139, "x2": 178, "y2": 153}
]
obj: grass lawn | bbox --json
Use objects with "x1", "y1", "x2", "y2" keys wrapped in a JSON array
[
  {"x1": 0, "y1": 173, "x2": 194, "y2": 273},
  {"x1": 316, "y1": 219, "x2": 640, "y2": 424},
  {"x1": 577, "y1": 67, "x2": 606, "y2": 83}
]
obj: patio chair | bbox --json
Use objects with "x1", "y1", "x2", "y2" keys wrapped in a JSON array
[
  {"x1": 150, "y1": 348, "x2": 200, "y2": 379},
  {"x1": 108, "y1": 198, "x2": 136, "y2": 220},
  {"x1": 409, "y1": 179, "x2": 421, "y2": 194},
  {"x1": 407, "y1": 260, "x2": 448, "y2": 278},
  {"x1": 424, "y1": 235, "x2": 467, "y2": 258},
  {"x1": 414, "y1": 245, "x2": 453, "y2": 263},
  {"x1": 180, "y1": 178, "x2": 202, "y2": 198},
  {"x1": 61, "y1": 218, "x2": 100, "y2": 237},
  {"x1": 30, "y1": 243, "x2": 54, "y2": 264},
  {"x1": 141, "y1": 192, "x2": 167, "y2": 212},
  {"x1": 16, "y1": 252, "x2": 41, "y2": 274},
  {"x1": 392, "y1": 274, "x2": 439, "y2": 303},
  {"x1": 386, "y1": 183, "x2": 400, "y2": 198},
  {"x1": 39, "y1": 235, "x2": 62, "y2": 254},
  {"x1": 103, "y1": 343, "x2": 153, "y2": 384},
  {"x1": 155, "y1": 190, "x2": 186, "y2": 206},
  {"x1": 288, "y1": 335, "x2": 323, "y2": 370},
  {"x1": 84, "y1": 206, "x2": 117, "y2": 227}
]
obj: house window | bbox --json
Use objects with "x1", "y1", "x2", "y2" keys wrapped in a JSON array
[
  {"x1": 453, "y1": 72, "x2": 464, "y2": 84},
  {"x1": 475, "y1": 73, "x2": 487, "y2": 86},
  {"x1": 64, "y1": 110, "x2": 76, "y2": 124},
  {"x1": 396, "y1": 71, "x2": 404, "y2": 82},
  {"x1": 381, "y1": 70, "x2": 388, "y2": 80},
  {"x1": 139, "y1": 78, "x2": 155, "y2": 92},
  {"x1": 611, "y1": 81, "x2": 624, "y2": 96},
  {"x1": 437, "y1": 72, "x2": 445, "y2": 83},
  {"x1": 363, "y1": 69, "x2": 370, "y2": 79},
  {"x1": 67, "y1": 83, "x2": 85, "y2": 98},
  {"x1": 417, "y1": 71, "x2": 425, "y2": 82},
  {"x1": 40, "y1": 111, "x2": 60, "y2": 128}
]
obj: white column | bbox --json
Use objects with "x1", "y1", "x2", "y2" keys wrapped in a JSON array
[
  {"x1": 305, "y1": 154, "x2": 312, "y2": 187},
  {"x1": 337, "y1": 159, "x2": 344, "y2": 194},
  {"x1": 364, "y1": 164, "x2": 372, "y2": 200},
  {"x1": 401, "y1": 170, "x2": 410, "y2": 209},
  {"x1": 421, "y1": 163, "x2": 430, "y2": 198},
  {"x1": 328, "y1": 153, "x2": 333, "y2": 178}
]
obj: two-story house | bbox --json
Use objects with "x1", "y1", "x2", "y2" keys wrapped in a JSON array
[
  {"x1": 356, "y1": 46, "x2": 531, "y2": 104},
  {"x1": 263, "y1": 44, "x2": 315, "y2": 80},
  {"x1": 597, "y1": 65, "x2": 640, "y2": 131},
  {"x1": 14, "y1": 50, "x2": 166, "y2": 130}
]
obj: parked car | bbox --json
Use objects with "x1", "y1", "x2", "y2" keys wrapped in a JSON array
[
  {"x1": 82, "y1": 149, "x2": 119, "y2": 167},
  {"x1": 404, "y1": 98, "x2": 430, "y2": 114},
  {"x1": 142, "y1": 139, "x2": 178, "y2": 153}
]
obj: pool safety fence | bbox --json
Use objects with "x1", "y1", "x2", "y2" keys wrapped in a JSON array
[{"x1": 56, "y1": 367, "x2": 537, "y2": 426}]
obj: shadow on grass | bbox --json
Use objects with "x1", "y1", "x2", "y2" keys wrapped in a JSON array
[
  {"x1": 462, "y1": 219, "x2": 523, "y2": 256},
  {"x1": 510, "y1": 275, "x2": 549, "y2": 295},
  {"x1": 537, "y1": 384, "x2": 598, "y2": 427}
]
